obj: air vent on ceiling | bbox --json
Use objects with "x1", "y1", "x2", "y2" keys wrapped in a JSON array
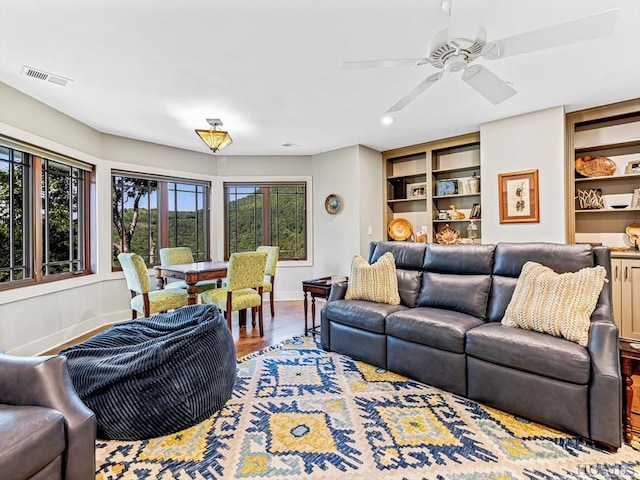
[{"x1": 21, "y1": 66, "x2": 73, "y2": 87}]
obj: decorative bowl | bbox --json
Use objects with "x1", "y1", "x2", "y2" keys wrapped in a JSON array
[
  {"x1": 436, "y1": 224, "x2": 460, "y2": 244},
  {"x1": 388, "y1": 218, "x2": 413, "y2": 241}
]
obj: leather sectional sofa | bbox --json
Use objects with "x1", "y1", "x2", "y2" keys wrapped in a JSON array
[{"x1": 320, "y1": 241, "x2": 621, "y2": 449}]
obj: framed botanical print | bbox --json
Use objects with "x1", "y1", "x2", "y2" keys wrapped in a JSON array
[{"x1": 498, "y1": 169, "x2": 539, "y2": 223}]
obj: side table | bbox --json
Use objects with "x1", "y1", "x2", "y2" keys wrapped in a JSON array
[
  {"x1": 620, "y1": 339, "x2": 640, "y2": 443},
  {"x1": 302, "y1": 277, "x2": 343, "y2": 336}
]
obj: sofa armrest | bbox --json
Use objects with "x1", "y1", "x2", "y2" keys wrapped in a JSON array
[
  {"x1": 588, "y1": 315, "x2": 622, "y2": 449},
  {"x1": 0, "y1": 355, "x2": 96, "y2": 480},
  {"x1": 327, "y1": 281, "x2": 348, "y2": 302}
]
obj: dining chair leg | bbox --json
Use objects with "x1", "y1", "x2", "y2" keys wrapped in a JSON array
[
  {"x1": 251, "y1": 307, "x2": 256, "y2": 328},
  {"x1": 258, "y1": 301, "x2": 264, "y2": 337},
  {"x1": 269, "y1": 292, "x2": 275, "y2": 317},
  {"x1": 226, "y1": 294, "x2": 233, "y2": 332}
]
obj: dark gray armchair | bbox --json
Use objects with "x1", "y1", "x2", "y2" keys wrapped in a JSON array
[{"x1": 0, "y1": 354, "x2": 96, "y2": 480}]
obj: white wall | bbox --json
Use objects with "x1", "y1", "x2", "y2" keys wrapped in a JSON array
[
  {"x1": 357, "y1": 145, "x2": 385, "y2": 256},
  {"x1": 311, "y1": 145, "x2": 383, "y2": 278},
  {"x1": 480, "y1": 106, "x2": 566, "y2": 244}
]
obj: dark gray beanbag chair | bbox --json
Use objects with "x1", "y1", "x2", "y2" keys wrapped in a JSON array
[{"x1": 61, "y1": 304, "x2": 236, "y2": 440}]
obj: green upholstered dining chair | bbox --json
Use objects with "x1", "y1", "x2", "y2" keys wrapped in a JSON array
[
  {"x1": 256, "y1": 246, "x2": 280, "y2": 317},
  {"x1": 200, "y1": 251, "x2": 268, "y2": 336},
  {"x1": 159, "y1": 247, "x2": 218, "y2": 294},
  {"x1": 118, "y1": 252, "x2": 189, "y2": 319}
]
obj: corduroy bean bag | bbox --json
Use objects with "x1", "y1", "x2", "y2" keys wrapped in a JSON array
[{"x1": 61, "y1": 304, "x2": 236, "y2": 440}]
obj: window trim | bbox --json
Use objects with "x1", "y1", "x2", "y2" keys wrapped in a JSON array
[
  {"x1": 110, "y1": 171, "x2": 212, "y2": 269},
  {"x1": 0, "y1": 137, "x2": 93, "y2": 291},
  {"x1": 219, "y1": 177, "x2": 312, "y2": 264}
]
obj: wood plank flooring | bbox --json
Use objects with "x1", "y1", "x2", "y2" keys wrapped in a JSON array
[{"x1": 45, "y1": 300, "x2": 317, "y2": 358}]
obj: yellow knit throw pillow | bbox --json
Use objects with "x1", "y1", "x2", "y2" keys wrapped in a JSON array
[
  {"x1": 345, "y1": 252, "x2": 400, "y2": 305},
  {"x1": 502, "y1": 261, "x2": 606, "y2": 347}
]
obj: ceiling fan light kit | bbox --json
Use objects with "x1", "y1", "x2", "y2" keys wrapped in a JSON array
[{"x1": 343, "y1": 4, "x2": 619, "y2": 111}]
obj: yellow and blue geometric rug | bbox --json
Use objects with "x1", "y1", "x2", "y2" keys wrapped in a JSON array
[{"x1": 96, "y1": 336, "x2": 640, "y2": 479}]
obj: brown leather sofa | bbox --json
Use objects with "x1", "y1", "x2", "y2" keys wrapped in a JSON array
[
  {"x1": 321, "y1": 241, "x2": 622, "y2": 450},
  {"x1": 0, "y1": 354, "x2": 96, "y2": 480}
]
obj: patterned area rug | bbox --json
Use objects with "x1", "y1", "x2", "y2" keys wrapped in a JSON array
[{"x1": 96, "y1": 336, "x2": 640, "y2": 479}]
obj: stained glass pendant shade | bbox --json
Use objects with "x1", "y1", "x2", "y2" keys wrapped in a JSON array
[{"x1": 195, "y1": 118, "x2": 233, "y2": 153}]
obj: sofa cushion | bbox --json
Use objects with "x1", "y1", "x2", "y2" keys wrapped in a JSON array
[
  {"x1": 486, "y1": 276, "x2": 518, "y2": 323},
  {"x1": 416, "y1": 272, "x2": 491, "y2": 319},
  {"x1": 386, "y1": 307, "x2": 484, "y2": 354},
  {"x1": 0, "y1": 405, "x2": 65, "y2": 480},
  {"x1": 345, "y1": 252, "x2": 400, "y2": 305},
  {"x1": 325, "y1": 299, "x2": 406, "y2": 334},
  {"x1": 369, "y1": 241, "x2": 426, "y2": 270},
  {"x1": 396, "y1": 269, "x2": 422, "y2": 307},
  {"x1": 493, "y1": 242, "x2": 594, "y2": 277},
  {"x1": 424, "y1": 243, "x2": 495, "y2": 274},
  {"x1": 502, "y1": 261, "x2": 606, "y2": 346},
  {"x1": 466, "y1": 323, "x2": 591, "y2": 385}
]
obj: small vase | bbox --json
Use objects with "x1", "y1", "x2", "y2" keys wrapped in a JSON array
[{"x1": 467, "y1": 174, "x2": 480, "y2": 194}]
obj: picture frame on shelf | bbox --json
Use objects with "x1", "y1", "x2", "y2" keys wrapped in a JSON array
[
  {"x1": 498, "y1": 169, "x2": 539, "y2": 223},
  {"x1": 469, "y1": 203, "x2": 481, "y2": 219},
  {"x1": 435, "y1": 179, "x2": 458, "y2": 196},
  {"x1": 625, "y1": 160, "x2": 640, "y2": 174},
  {"x1": 407, "y1": 182, "x2": 427, "y2": 198}
]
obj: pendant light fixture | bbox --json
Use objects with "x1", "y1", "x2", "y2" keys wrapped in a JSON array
[{"x1": 195, "y1": 118, "x2": 233, "y2": 153}]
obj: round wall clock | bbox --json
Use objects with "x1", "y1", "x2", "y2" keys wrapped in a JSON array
[{"x1": 324, "y1": 194, "x2": 341, "y2": 214}]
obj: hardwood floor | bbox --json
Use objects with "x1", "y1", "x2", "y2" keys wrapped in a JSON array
[{"x1": 45, "y1": 300, "x2": 318, "y2": 358}]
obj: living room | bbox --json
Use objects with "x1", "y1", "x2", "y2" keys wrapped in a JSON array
[
  {"x1": 2, "y1": 0, "x2": 639, "y2": 358},
  {"x1": 1, "y1": 2, "x2": 640, "y2": 477}
]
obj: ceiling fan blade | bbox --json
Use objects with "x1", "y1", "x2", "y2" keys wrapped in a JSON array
[
  {"x1": 483, "y1": 8, "x2": 619, "y2": 59},
  {"x1": 447, "y1": 0, "x2": 491, "y2": 42},
  {"x1": 341, "y1": 58, "x2": 429, "y2": 70},
  {"x1": 461, "y1": 65, "x2": 516, "y2": 105},
  {"x1": 386, "y1": 72, "x2": 444, "y2": 113}
]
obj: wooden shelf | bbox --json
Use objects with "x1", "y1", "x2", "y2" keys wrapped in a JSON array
[
  {"x1": 575, "y1": 172, "x2": 640, "y2": 183},
  {"x1": 575, "y1": 139, "x2": 640, "y2": 154},
  {"x1": 432, "y1": 165, "x2": 480, "y2": 174},
  {"x1": 433, "y1": 219, "x2": 481, "y2": 223},
  {"x1": 433, "y1": 193, "x2": 480, "y2": 200},
  {"x1": 387, "y1": 197, "x2": 427, "y2": 204},
  {"x1": 575, "y1": 208, "x2": 640, "y2": 213}
]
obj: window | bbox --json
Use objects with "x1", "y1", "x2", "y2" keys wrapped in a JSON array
[
  {"x1": 224, "y1": 182, "x2": 306, "y2": 260},
  {"x1": 111, "y1": 172, "x2": 210, "y2": 267},
  {"x1": 0, "y1": 139, "x2": 92, "y2": 288}
]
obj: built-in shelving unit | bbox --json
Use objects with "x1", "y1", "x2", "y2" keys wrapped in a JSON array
[
  {"x1": 566, "y1": 99, "x2": 640, "y2": 246},
  {"x1": 383, "y1": 132, "x2": 480, "y2": 243},
  {"x1": 565, "y1": 97, "x2": 640, "y2": 340}
]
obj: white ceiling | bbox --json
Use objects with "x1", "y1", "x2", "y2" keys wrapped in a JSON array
[{"x1": 1, "y1": 0, "x2": 639, "y2": 156}]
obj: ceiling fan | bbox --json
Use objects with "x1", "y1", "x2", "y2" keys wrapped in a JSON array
[{"x1": 342, "y1": 1, "x2": 619, "y2": 111}]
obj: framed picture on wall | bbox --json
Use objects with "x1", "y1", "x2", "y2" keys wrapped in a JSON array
[{"x1": 498, "y1": 169, "x2": 539, "y2": 223}]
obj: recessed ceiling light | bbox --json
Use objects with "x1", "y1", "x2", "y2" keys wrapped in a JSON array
[{"x1": 381, "y1": 116, "x2": 396, "y2": 125}]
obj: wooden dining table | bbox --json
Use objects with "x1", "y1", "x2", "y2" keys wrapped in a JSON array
[{"x1": 154, "y1": 261, "x2": 228, "y2": 305}]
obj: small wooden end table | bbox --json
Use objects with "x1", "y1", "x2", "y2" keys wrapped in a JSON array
[
  {"x1": 620, "y1": 339, "x2": 640, "y2": 443},
  {"x1": 302, "y1": 276, "x2": 341, "y2": 336}
]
